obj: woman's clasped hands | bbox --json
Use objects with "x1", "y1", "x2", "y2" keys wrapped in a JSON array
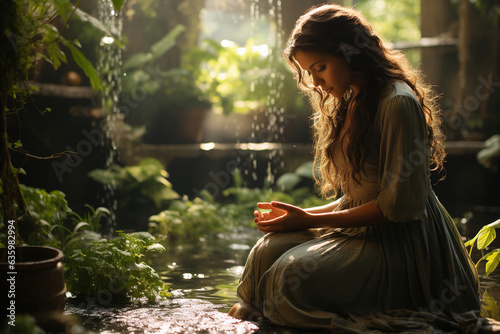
[{"x1": 254, "y1": 201, "x2": 312, "y2": 233}]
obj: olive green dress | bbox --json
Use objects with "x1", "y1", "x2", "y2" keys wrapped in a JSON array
[{"x1": 236, "y1": 82, "x2": 495, "y2": 332}]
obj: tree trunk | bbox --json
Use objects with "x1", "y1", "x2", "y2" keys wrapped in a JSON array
[
  {"x1": 0, "y1": 90, "x2": 30, "y2": 241},
  {"x1": 0, "y1": 91, "x2": 16, "y2": 223}
]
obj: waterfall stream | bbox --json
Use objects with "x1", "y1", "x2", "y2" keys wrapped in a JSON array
[{"x1": 96, "y1": 0, "x2": 123, "y2": 235}]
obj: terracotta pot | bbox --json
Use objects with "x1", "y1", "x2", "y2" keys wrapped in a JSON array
[
  {"x1": 177, "y1": 108, "x2": 208, "y2": 143},
  {"x1": 144, "y1": 107, "x2": 209, "y2": 144},
  {"x1": 1, "y1": 246, "x2": 66, "y2": 320}
]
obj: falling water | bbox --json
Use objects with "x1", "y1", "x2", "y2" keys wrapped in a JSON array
[
  {"x1": 245, "y1": 0, "x2": 285, "y2": 187},
  {"x1": 265, "y1": 0, "x2": 285, "y2": 186},
  {"x1": 97, "y1": 0, "x2": 122, "y2": 235}
]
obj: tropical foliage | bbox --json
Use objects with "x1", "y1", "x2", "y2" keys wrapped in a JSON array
[{"x1": 89, "y1": 158, "x2": 179, "y2": 210}]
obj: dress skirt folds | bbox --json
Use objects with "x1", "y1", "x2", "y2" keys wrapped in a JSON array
[{"x1": 235, "y1": 82, "x2": 500, "y2": 332}]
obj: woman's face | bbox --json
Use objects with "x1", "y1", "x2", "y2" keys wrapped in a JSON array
[{"x1": 294, "y1": 49, "x2": 357, "y2": 98}]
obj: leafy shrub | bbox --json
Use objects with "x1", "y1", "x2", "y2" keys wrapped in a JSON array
[
  {"x1": 10, "y1": 185, "x2": 169, "y2": 304},
  {"x1": 149, "y1": 193, "x2": 226, "y2": 240},
  {"x1": 89, "y1": 158, "x2": 179, "y2": 209},
  {"x1": 65, "y1": 231, "x2": 170, "y2": 303}
]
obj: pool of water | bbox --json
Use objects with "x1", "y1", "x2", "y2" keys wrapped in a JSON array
[
  {"x1": 66, "y1": 220, "x2": 500, "y2": 333},
  {"x1": 66, "y1": 227, "x2": 301, "y2": 333}
]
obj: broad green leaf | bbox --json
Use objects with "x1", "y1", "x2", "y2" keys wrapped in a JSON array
[
  {"x1": 38, "y1": 219, "x2": 51, "y2": 227},
  {"x1": 13, "y1": 167, "x2": 26, "y2": 175},
  {"x1": 276, "y1": 172, "x2": 301, "y2": 191},
  {"x1": 156, "y1": 176, "x2": 173, "y2": 188},
  {"x1": 123, "y1": 52, "x2": 153, "y2": 70},
  {"x1": 478, "y1": 227, "x2": 496, "y2": 250},
  {"x1": 88, "y1": 169, "x2": 116, "y2": 184},
  {"x1": 53, "y1": 0, "x2": 71, "y2": 19},
  {"x1": 150, "y1": 24, "x2": 186, "y2": 61},
  {"x1": 147, "y1": 243, "x2": 166, "y2": 253},
  {"x1": 46, "y1": 44, "x2": 67, "y2": 70},
  {"x1": 73, "y1": 221, "x2": 91, "y2": 233},
  {"x1": 485, "y1": 250, "x2": 500, "y2": 276},
  {"x1": 160, "y1": 169, "x2": 168, "y2": 178},
  {"x1": 73, "y1": 8, "x2": 122, "y2": 47},
  {"x1": 295, "y1": 161, "x2": 314, "y2": 178},
  {"x1": 93, "y1": 206, "x2": 111, "y2": 216},
  {"x1": 66, "y1": 44, "x2": 102, "y2": 90},
  {"x1": 123, "y1": 25, "x2": 185, "y2": 69},
  {"x1": 129, "y1": 262, "x2": 151, "y2": 271},
  {"x1": 111, "y1": 0, "x2": 125, "y2": 12},
  {"x1": 139, "y1": 158, "x2": 165, "y2": 169},
  {"x1": 129, "y1": 231, "x2": 155, "y2": 242},
  {"x1": 126, "y1": 165, "x2": 146, "y2": 183}
]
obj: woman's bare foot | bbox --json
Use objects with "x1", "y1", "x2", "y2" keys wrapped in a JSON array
[{"x1": 228, "y1": 301, "x2": 263, "y2": 321}]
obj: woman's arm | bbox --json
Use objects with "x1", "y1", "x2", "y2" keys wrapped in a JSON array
[
  {"x1": 303, "y1": 197, "x2": 343, "y2": 214},
  {"x1": 255, "y1": 200, "x2": 389, "y2": 233}
]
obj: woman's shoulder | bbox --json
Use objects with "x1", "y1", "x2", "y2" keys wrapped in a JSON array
[
  {"x1": 375, "y1": 81, "x2": 425, "y2": 128},
  {"x1": 380, "y1": 80, "x2": 419, "y2": 103}
]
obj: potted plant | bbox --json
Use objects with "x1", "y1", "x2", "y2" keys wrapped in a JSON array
[{"x1": 122, "y1": 24, "x2": 213, "y2": 144}]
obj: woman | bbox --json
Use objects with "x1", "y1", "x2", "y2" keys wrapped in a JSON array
[{"x1": 228, "y1": 4, "x2": 498, "y2": 332}]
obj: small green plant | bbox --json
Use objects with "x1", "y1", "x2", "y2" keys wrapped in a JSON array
[
  {"x1": 149, "y1": 193, "x2": 226, "y2": 240},
  {"x1": 465, "y1": 218, "x2": 500, "y2": 276},
  {"x1": 65, "y1": 231, "x2": 170, "y2": 303},
  {"x1": 465, "y1": 218, "x2": 500, "y2": 320}
]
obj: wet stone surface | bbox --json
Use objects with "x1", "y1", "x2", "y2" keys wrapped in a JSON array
[{"x1": 66, "y1": 298, "x2": 260, "y2": 334}]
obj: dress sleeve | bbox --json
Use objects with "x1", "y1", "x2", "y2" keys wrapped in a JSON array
[{"x1": 375, "y1": 94, "x2": 430, "y2": 222}]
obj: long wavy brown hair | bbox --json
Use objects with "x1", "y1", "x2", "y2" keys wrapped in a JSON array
[{"x1": 283, "y1": 4, "x2": 446, "y2": 199}]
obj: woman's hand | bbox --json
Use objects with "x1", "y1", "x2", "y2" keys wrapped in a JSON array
[{"x1": 254, "y1": 201, "x2": 313, "y2": 233}]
